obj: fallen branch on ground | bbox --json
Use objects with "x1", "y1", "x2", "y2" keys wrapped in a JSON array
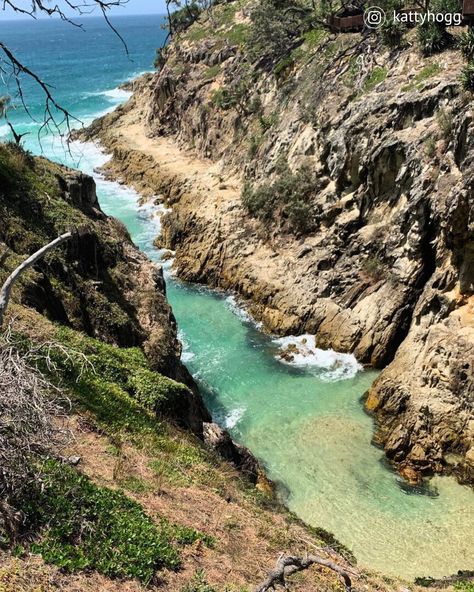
[{"x1": 255, "y1": 553, "x2": 353, "y2": 592}]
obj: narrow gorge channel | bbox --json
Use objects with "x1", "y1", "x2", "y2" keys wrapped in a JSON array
[{"x1": 75, "y1": 141, "x2": 474, "y2": 580}]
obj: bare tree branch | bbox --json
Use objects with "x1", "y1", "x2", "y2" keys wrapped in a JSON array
[
  {"x1": 255, "y1": 553, "x2": 353, "y2": 592},
  {"x1": 0, "y1": 230, "x2": 73, "y2": 328},
  {"x1": 0, "y1": 0, "x2": 130, "y2": 142},
  {"x1": 0, "y1": 324, "x2": 70, "y2": 504}
]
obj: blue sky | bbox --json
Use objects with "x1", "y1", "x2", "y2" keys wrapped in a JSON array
[{"x1": 1, "y1": 0, "x2": 167, "y2": 19}]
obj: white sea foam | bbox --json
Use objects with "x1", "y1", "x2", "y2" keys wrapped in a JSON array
[
  {"x1": 224, "y1": 407, "x2": 246, "y2": 429},
  {"x1": 101, "y1": 87, "x2": 133, "y2": 101},
  {"x1": 273, "y1": 334, "x2": 362, "y2": 381},
  {"x1": 83, "y1": 87, "x2": 132, "y2": 102},
  {"x1": 0, "y1": 124, "x2": 9, "y2": 138},
  {"x1": 178, "y1": 330, "x2": 196, "y2": 363},
  {"x1": 225, "y1": 295, "x2": 262, "y2": 328}
]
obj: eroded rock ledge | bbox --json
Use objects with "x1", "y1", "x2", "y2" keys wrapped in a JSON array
[{"x1": 78, "y1": 13, "x2": 474, "y2": 485}]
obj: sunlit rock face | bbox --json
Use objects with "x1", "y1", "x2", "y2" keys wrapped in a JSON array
[{"x1": 81, "y1": 10, "x2": 473, "y2": 484}]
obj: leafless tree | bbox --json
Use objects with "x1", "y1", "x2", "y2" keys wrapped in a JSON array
[
  {"x1": 0, "y1": 326, "x2": 67, "y2": 502},
  {"x1": 0, "y1": 1, "x2": 130, "y2": 142},
  {"x1": 0, "y1": 321, "x2": 92, "y2": 534}
]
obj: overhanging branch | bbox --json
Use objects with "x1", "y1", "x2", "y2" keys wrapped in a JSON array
[{"x1": 0, "y1": 230, "x2": 73, "y2": 328}]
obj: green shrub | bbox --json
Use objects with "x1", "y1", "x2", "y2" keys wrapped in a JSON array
[
  {"x1": 211, "y1": 78, "x2": 252, "y2": 114},
  {"x1": 248, "y1": 134, "x2": 263, "y2": 157},
  {"x1": 417, "y1": 22, "x2": 453, "y2": 56},
  {"x1": 460, "y1": 61, "x2": 474, "y2": 91},
  {"x1": 380, "y1": 18, "x2": 406, "y2": 49},
  {"x1": 259, "y1": 113, "x2": 278, "y2": 132},
  {"x1": 274, "y1": 55, "x2": 295, "y2": 76},
  {"x1": 20, "y1": 461, "x2": 180, "y2": 583},
  {"x1": 160, "y1": 518, "x2": 215, "y2": 548},
  {"x1": 182, "y1": 570, "x2": 218, "y2": 592},
  {"x1": 242, "y1": 163, "x2": 317, "y2": 235},
  {"x1": 459, "y1": 30, "x2": 474, "y2": 61},
  {"x1": 246, "y1": 0, "x2": 311, "y2": 65},
  {"x1": 454, "y1": 581, "x2": 474, "y2": 592},
  {"x1": 361, "y1": 256, "x2": 388, "y2": 281},
  {"x1": 170, "y1": 1, "x2": 202, "y2": 35},
  {"x1": 53, "y1": 326, "x2": 190, "y2": 419}
]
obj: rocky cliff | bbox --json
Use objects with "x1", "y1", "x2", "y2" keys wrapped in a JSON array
[
  {"x1": 80, "y1": 1, "x2": 474, "y2": 485},
  {"x1": 0, "y1": 142, "x2": 208, "y2": 433}
]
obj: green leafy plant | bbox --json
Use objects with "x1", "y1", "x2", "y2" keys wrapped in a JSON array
[
  {"x1": 458, "y1": 29, "x2": 474, "y2": 61},
  {"x1": 20, "y1": 461, "x2": 180, "y2": 583},
  {"x1": 453, "y1": 581, "x2": 474, "y2": 592},
  {"x1": 242, "y1": 163, "x2": 317, "y2": 235},
  {"x1": 460, "y1": 61, "x2": 474, "y2": 91},
  {"x1": 417, "y1": 22, "x2": 453, "y2": 56},
  {"x1": 160, "y1": 518, "x2": 215, "y2": 548},
  {"x1": 380, "y1": 18, "x2": 407, "y2": 49},
  {"x1": 246, "y1": 0, "x2": 311, "y2": 66},
  {"x1": 170, "y1": 1, "x2": 202, "y2": 35},
  {"x1": 53, "y1": 326, "x2": 190, "y2": 419},
  {"x1": 182, "y1": 569, "x2": 218, "y2": 592},
  {"x1": 361, "y1": 256, "x2": 389, "y2": 282},
  {"x1": 248, "y1": 134, "x2": 263, "y2": 157}
]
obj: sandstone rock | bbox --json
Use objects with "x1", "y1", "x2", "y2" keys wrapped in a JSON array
[
  {"x1": 81, "y1": 36, "x2": 473, "y2": 483},
  {"x1": 399, "y1": 465, "x2": 422, "y2": 486}
]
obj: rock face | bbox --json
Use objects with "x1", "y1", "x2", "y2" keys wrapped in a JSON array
[
  {"x1": 81, "y1": 4, "x2": 473, "y2": 483},
  {"x1": 0, "y1": 145, "x2": 209, "y2": 434},
  {"x1": 203, "y1": 422, "x2": 261, "y2": 483}
]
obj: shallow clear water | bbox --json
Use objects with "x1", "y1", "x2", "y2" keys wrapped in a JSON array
[{"x1": 1, "y1": 16, "x2": 473, "y2": 580}]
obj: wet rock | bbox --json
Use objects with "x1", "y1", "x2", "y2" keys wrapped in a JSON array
[{"x1": 203, "y1": 422, "x2": 260, "y2": 483}]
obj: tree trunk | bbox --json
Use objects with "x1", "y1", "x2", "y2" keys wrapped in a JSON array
[{"x1": 0, "y1": 231, "x2": 73, "y2": 328}]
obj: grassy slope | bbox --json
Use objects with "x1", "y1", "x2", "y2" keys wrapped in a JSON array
[{"x1": 1, "y1": 306, "x2": 385, "y2": 592}]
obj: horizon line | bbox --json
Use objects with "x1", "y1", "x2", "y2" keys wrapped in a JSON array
[{"x1": 0, "y1": 12, "x2": 166, "y2": 23}]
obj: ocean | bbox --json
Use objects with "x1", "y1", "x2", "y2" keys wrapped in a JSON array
[{"x1": 0, "y1": 14, "x2": 167, "y2": 156}]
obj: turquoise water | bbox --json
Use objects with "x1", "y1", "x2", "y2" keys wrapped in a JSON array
[{"x1": 1, "y1": 15, "x2": 473, "y2": 580}]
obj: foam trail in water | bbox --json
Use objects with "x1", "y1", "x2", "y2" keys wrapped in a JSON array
[
  {"x1": 273, "y1": 334, "x2": 362, "y2": 381},
  {"x1": 84, "y1": 87, "x2": 132, "y2": 102},
  {"x1": 225, "y1": 295, "x2": 262, "y2": 328},
  {"x1": 178, "y1": 329, "x2": 196, "y2": 363}
]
